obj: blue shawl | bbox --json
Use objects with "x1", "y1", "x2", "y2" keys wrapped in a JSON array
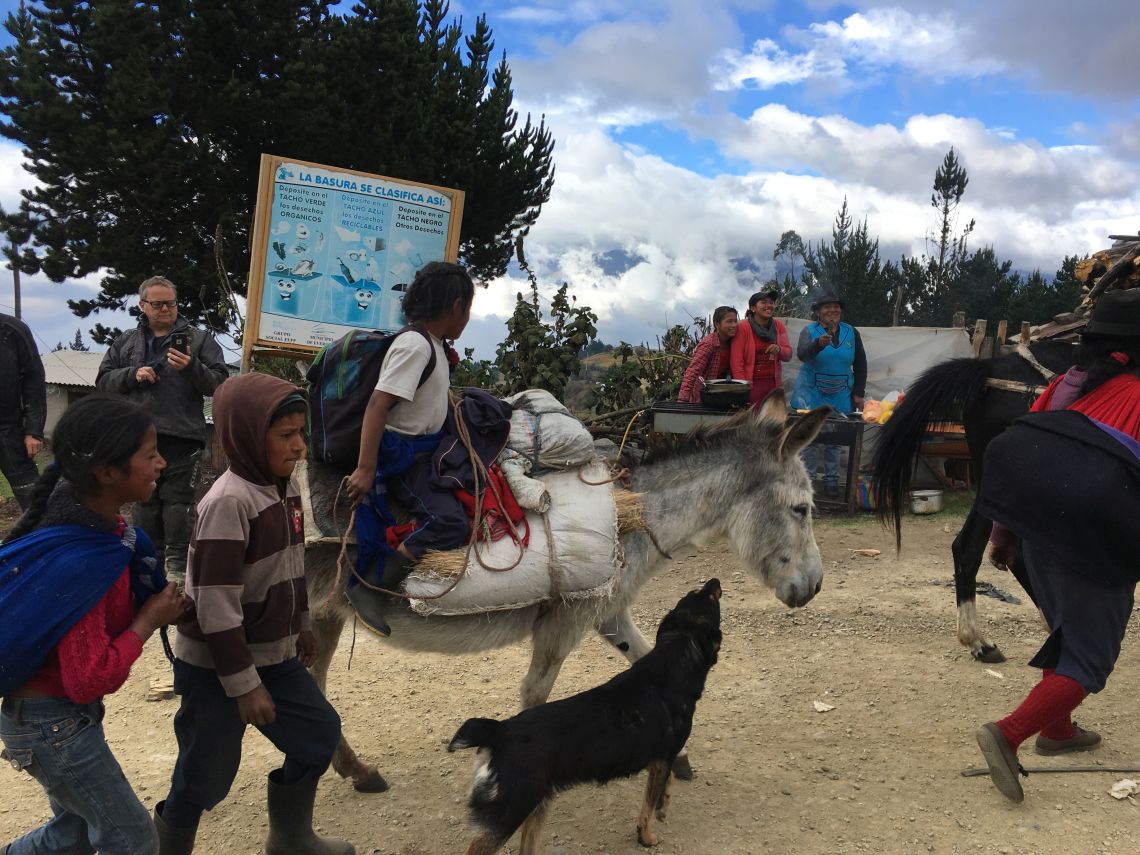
[{"x1": 0, "y1": 524, "x2": 166, "y2": 696}]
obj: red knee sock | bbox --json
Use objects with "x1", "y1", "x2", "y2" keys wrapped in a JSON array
[
  {"x1": 1036, "y1": 669, "x2": 1078, "y2": 741},
  {"x1": 997, "y1": 671, "x2": 1086, "y2": 751}
]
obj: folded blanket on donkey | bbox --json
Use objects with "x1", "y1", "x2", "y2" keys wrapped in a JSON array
[{"x1": 403, "y1": 458, "x2": 624, "y2": 616}]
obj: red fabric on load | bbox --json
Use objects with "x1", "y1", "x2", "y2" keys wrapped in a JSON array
[
  {"x1": 456, "y1": 467, "x2": 530, "y2": 547},
  {"x1": 1033, "y1": 373, "x2": 1140, "y2": 438},
  {"x1": 385, "y1": 522, "x2": 417, "y2": 551}
]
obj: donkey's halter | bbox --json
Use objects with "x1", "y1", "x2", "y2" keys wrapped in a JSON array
[{"x1": 982, "y1": 343, "x2": 1058, "y2": 398}]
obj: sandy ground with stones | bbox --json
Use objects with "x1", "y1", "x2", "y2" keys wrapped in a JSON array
[{"x1": 2, "y1": 500, "x2": 1138, "y2": 854}]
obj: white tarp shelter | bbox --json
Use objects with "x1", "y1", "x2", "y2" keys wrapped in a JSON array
[{"x1": 778, "y1": 319, "x2": 972, "y2": 399}]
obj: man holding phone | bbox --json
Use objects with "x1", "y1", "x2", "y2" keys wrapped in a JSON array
[{"x1": 97, "y1": 276, "x2": 230, "y2": 579}]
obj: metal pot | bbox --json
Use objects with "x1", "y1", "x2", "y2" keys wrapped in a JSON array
[
  {"x1": 909, "y1": 489, "x2": 943, "y2": 514},
  {"x1": 700, "y1": 380, "x2": 751, "y2": 410}
]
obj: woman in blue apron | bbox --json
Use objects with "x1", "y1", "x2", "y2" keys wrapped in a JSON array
[{"x1": 790, "y1": 295, "x2": 867, "y2": 498}]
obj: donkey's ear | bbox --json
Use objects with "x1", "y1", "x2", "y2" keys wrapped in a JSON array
[
  {"x1": 754, "y1": 389, "x2": 788, "y2": 425},
  {"x1": 778, "y1": 406, "x2": 831, "y2": 460}
]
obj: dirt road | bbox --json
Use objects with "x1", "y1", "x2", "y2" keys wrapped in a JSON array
[{"x1": 2, "y1": 506, "x2": 1137, "y2": 854}]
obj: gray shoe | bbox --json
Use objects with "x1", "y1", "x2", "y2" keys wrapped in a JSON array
[
  {"x1": 265, "y1": 772, "x2": 355, "y2": 855},
  {"x1": 976, "y1": 722, "x2": 1027, "y2": 802},
  {"x1": 1034, "y1": 723, "x2": 1102, "y2": 756}
]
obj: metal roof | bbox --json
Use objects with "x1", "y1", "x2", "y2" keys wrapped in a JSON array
[{"x1": 41, "y1": 349, "x2": 104, "y2": 388}]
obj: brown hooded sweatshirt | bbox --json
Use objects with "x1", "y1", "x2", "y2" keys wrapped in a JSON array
[{"x1": 175, "y1": 373, "x2": 309, "y2": 697}]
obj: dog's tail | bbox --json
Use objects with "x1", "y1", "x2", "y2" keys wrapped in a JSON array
[{"x1": 447, "y1": 717, "x2": 500, "y2": 752}]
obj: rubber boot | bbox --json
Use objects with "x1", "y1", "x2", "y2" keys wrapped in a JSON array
[
  {"x1": 265, "y1": 772, "x2": 354, "y2": 855},
  {"x1": 344, "y1": 554, "x2": 413, "y2": 638},
  {"x1": 154, "y1": 801, "x2": 196, "y2": 855}
]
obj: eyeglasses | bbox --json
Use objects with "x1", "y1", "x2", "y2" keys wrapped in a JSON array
[{"x1": 142, "y1": 300, "x2": 177, "y2": 309}]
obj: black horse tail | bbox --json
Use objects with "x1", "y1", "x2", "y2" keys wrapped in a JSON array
[{"x1": 872, "y1": 357, "x2": 991, "y2": 548}]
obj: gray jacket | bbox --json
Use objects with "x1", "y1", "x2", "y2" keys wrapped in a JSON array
[{"x1": 97, "y1": 316, "x2": 229, "y2": 444}]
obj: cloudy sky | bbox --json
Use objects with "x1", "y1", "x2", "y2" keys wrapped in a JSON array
[{"x1": 2, "y1": 0, "x2": 1139, "y2": 358}]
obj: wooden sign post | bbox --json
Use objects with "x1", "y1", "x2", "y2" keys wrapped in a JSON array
[{"x1": 242, "y1": 154, "x2": 465, "y2": 368}]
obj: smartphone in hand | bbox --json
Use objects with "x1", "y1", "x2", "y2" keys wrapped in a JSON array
[{"x1": 171, "y1": 332, "x2": 189, "y2": 354}]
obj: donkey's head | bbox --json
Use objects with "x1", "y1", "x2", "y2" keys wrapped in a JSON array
[
  {"x1": 639, "y1": 392, "x2": 829, "y2": 608},
  {"x1": 721, "y1": 393, "x2": 828, "y2": 607}
]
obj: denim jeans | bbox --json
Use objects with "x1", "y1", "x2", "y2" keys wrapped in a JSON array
[
  {"x1": 802, "y1": 443, "x2": 841, "y2": 486},
  {"x1": 159, "y1": 657, "x2": 341, "y2": 829},
  {"x1": 0, "y1": 697, "x2": 158, "y2": 855}
]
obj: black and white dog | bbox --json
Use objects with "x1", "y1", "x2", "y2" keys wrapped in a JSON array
[{"x1": 448, "y1": 578, "x2": 723, "y2": 854}]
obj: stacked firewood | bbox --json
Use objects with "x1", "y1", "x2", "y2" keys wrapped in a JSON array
[
  {"x1": 1074, "y1": 232, "x2": 1140, "y2": 298},
  {"x1": 1032, "y1": 232, "x2": 1140, "y2": 339}
]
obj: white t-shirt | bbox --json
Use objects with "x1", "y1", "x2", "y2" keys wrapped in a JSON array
[{"x1": 375, "y1": 330, "x2": 449, "y2": 435}]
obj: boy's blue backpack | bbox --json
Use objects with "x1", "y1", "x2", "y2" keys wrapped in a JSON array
[{"x1": 306, "y1": 325, "x2": 449, "y2": 470}]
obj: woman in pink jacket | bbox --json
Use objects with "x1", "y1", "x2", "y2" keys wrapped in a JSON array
[{"x1": 731, "y1": 290, "x2": 792, "y2": 406}]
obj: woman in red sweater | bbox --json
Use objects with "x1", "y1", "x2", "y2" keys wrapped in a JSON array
[
  {"x1": 1, "y1": 396, "x2": 189, "y2": 855},
  {"x1": 730, "y1": 290, "x2": 791, "y2": 406}
]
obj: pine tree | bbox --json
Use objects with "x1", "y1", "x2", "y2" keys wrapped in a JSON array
[
  {"x1": 803, "y1": 199, "x2": 890, "y2": 326},
  {"x1": 919, "y1": 147, "x2": 976, "y2": 322},
  {"x1": 68, "y1": 328, "x2": 89, "y2": 351},
  {"x1": 0, "y1": 0, "x2": 555, "y2": 342}
]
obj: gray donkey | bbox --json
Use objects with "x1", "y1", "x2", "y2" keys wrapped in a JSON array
[{"x1": 304, "y1": 392, "x2": 830, "y2": 792}]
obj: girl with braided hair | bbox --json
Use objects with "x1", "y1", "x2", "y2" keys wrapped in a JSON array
[{"x1": 0, "y1": 395, "x2": 190, "y2": 854}]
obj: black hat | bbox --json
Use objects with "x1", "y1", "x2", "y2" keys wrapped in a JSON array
[
  {"x1": 810, "y1": 294, "x2": 845, "y2": 312},
  {"x1": 1086, "y1": 288, "x2": 1140, "y2": 337},
  {"x1": 749, "y1": 289, "x2": 779, "y2": 305}
]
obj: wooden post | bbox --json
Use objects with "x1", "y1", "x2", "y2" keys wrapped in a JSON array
[
  {"x1": 952, "y1": 310, "x2": 966, "y2": 328},
  {"x1": 995, "y1": 320, "x2": 1008, "y2": 345},
  {"x1": 971, "y1": 319, "x2": 988, "y2": 358},
  {"x1": 1019, "y1": 321, "x2": 1031, "y2": 344}
]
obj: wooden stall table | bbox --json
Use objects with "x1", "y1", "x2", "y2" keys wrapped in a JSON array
[{"x1": 919, "y1": 422, "x2": 971, "y2": 488}]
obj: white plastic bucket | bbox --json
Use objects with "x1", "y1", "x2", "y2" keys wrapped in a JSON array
[{"x1": 909, "y1": 489, "x2": 943, "y2": 514}]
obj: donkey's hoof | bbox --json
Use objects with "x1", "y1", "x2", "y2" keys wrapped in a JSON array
[
  {"x1": 973, "y1": 645, "x2": 1006, "y2": 664},
  {"x1": 671, "y1": 754, "x2": 694, "y2": 781},
  {"x1": 353, "y1": 769, "x2": 391, "y2": 793}
]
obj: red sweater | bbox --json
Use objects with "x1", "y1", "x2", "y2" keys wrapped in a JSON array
[
  {"x1": 23, "y1": 568, "x2": 144, "y2": 703},
  {"x1": 730, "y1": 317, "x2": 791, "y2": 386}
]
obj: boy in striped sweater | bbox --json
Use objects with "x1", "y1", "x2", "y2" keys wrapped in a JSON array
[{"x1": 155, "y1": 373, "x2": 354, "y2": 855}]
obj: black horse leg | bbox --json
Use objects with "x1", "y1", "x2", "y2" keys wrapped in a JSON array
[{"x1": 951, "y1": 503, "x2": 1006, "y2": 663}]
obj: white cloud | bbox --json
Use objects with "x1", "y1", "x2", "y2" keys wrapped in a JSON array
[
  {"x1": 714, "y1": 8, "x2": 1004, "y2": 93},
  {"x1": 509, "y1": 2, "x2": 740, "y2": 125},
  {"x1": 0, "y1": 140, "x2": 33, "y2": 212},
  {"x1": 847, "y1": 0, "x2": 1140, "y2": 100},
  {"x1": 713, "y1": 37, "x2": 845, "y2": 91},
  {"x1": 719, "y1": 105, "x2": 1139, "y2": 215}
]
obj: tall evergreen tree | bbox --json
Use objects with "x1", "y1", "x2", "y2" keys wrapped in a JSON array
[
  {"x1": 803, "y1": 199, "x2": 890, "y2": 326},
  {"x1": 0, "y1": 0, "x2": 555, "y2": 342},
  {"x1": 920, "y1": 147, "x2": 976, "y2": 320},
  {"x1": 1006, "y1": 255, "x2": 1085, "y2": 325}
]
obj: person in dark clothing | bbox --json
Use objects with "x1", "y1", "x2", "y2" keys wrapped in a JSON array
[
  {"x1": 0, "y1": 312, "x2": 46, "y2": 510},
  {"x1": 973, "y1": 288, "x2": 1140, "y2": 804},
  {"x1": 96, "y1": 277, "x2": 229, "y2": 579}
]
